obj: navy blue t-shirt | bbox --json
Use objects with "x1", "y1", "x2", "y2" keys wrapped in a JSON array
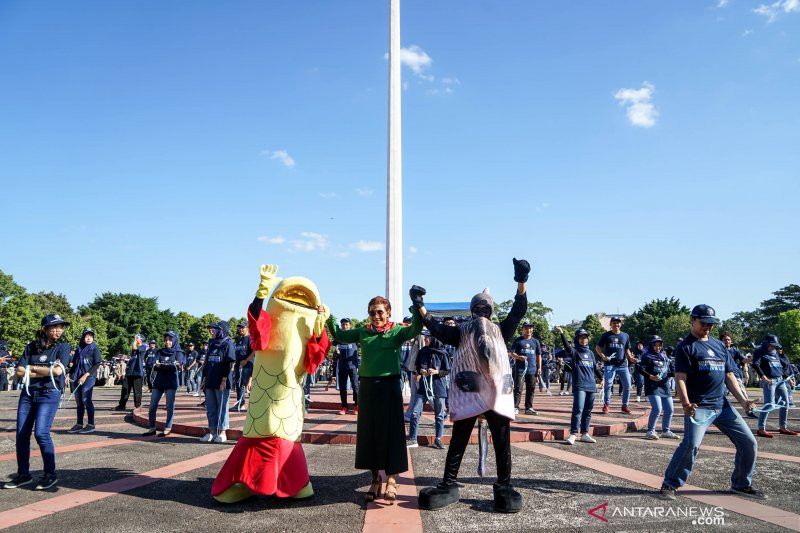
[
  {"x1": 185, "y1": 350, "x2": 197, "y2": 367},
  {"x1": 203, "y1": 339, "x2": 235, "y2": 389},
  {"x1": 640, "y1": 351, "x2": 672, "y2": 398},
  {"x1": 235, "y1": 336, "x2": 253, "y2": 370},
  {"x1": 152, "y1": 349, "x2": 181, "y2": 390},
  {"x1": 17, "y1": 342, "x2": 71, "y2": 392},
  {"x1": 753, "y1": 347, "x2": 784, "y2": 379},
  {"x1": 571, "y1": 345, "x2": 599, "y2": 392},
  {"x1": 334, "y1": 341, "x2": 360, "y2": 371},
  {"x1": 725, "y1": 346, "x2": 745, "y2": 379},
  {"x1": 70, "y1": 343, "x2": 102, "y2": 382},
  {"x1": 674, "y1": 335, "x2": 735, "y2": 409},
  {"x1": 144, "y1": 348, "x2": 157, "y2": 367},
  {"x1": 126, "y1": 345, "x2": 147, "y2": 377},
  {"x1": 596, "y1": 331, "x2": 631, "y2": 366},
  {"x1": 415, "y1": 346, "x2": 451, "y2": 398},
  {"x1": 511, "y1": 336, "x2": 541, "y2": 374}
]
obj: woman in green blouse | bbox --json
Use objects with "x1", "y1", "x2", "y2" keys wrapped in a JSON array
[{"x1": 326, "y1": 294, "x2": 422, "y2": 503}]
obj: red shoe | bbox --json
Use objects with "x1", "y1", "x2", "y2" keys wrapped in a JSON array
[
  {"x1": 756, "y1": 429, "x2": 774, "y2": 438},
  {"x1": 353, "y1": 406, "x2": 359, "y2": 415},
  {"x1": 338, "y1": 408, "x2": 347, "y2": 415},
  {"x1": 621, "y1": 405, "x2": 632, "y2": 414},
  {"x1": 601, "y1": 404, "x2": 610, "y2": 413},
  {"x1": 779, "y1": 428, "x2": 799, "y2": 436}
]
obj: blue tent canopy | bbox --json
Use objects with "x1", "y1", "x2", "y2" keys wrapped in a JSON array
[{"x1": 424, "y1": 302, "x2": 471, "y2": 317}]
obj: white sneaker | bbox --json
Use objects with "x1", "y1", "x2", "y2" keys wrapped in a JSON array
[
  {"x1": 579, "y1": 434, "x2": 596, "y2": 443},
  {"x1": 566, "y1": 434, "x2": 577, "y2": 445},
  {"x1": 636, "y1": 396, "x2": 641, "y2": 402},
  {"x1": 514, "y1": 408, "x2": 519, "y2": 414},
  {"x1": 646, "y1": 430, "x2": 659, "y2": 440},
  {"x1": 660, "y1": 430, "x2": 680, "y2": 439},
  {"x1": 213, "y1": 433, "x2": 227, "y2": 444},
  {"x1": 200, "y1": 433, "x2": 214, "y2": 442}
]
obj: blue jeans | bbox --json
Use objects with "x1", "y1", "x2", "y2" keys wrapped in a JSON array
[
  {"x1": 148, "y1": 388, "x2": 176, "y2": 430},
  {"x1": 16, "y1": 389, "x2": 61, "y2": 475},
  {"x1": 663, "y1": 403, "x2": 757, "y2": 490},
  {"x1": 205, "y1": 388, "x2": 231, "y2": 433},
  {"x1": 337, "y1": 366, "x2": 359, "y2": 408},
  {"x1": 408, "y1": 393, "x2": 446, "y2": 439},
  {"x1": 570, "y1": 389, "x2": 595, "y2": 434},
  {"x1": 758, "y1": 381, "x2": 789, "y2": 430},
  {"x1": 633, "y1": 370, "x2": 645, "y2": 397},
  {"x1": 74, "y1": 377, "x2": 96, "y2": 425},
  {"x1": 647, "y1": 394, "x2": 674, "y2": 432},
  {"x1": 541, "y1": 368, "x2": 551, "y2": 391},
  {"x1": 186, "y1": 368, "x2": 198, "y2": 393},
  {"x1": 234, "y1": 365, "x2": 253, "y2": 403},
  {"x1": 404, "y1": 370, "x2": 417, "y2": 420},
  {"x1": 603, "y1": 364, "x2": 630, "y2": 406}
]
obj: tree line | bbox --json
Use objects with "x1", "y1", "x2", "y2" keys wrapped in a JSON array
[{"x1": 1, "y1": 269, "x2": 797, "y2": 360}]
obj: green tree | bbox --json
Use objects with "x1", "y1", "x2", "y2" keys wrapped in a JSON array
[
  {"x1": 660, "y1": 314, "x2": 691, "y2": 347},
  {"x1": 496, "y1": 300, "x2": 554, "y2": 346},
  {"x1": 31, "y1": 291, "x2": 73, "y2": 318},
  {"x1": 188, "y1": 313, "x2": 222, "y2": 346},
  {"x1": 0, "y1": 270, "x2": 26, "y2": 304},
  {"x1": 0, "y1": 294, "x2": 41, "y2": 354},
  {"x1": 580, "y1": 314, "x2": 607, "y2": 347},
  {"x1": 760, "y1": 284, "x2": 800, "y2": 328},
  {"x1": 176, "y1": 311, "x2": 198, "y2": 347},
  {"x1": 623, "y1": 298, "x2": 689, "y2": 343},
  {"x1": 775, "y1": 309, "x2": 800, "y2": 361},
  {"x1": 726, "y1": 310, "x2": 766, "y2": 349}
]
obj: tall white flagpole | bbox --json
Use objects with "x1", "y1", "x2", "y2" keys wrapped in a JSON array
[{"x1": 386, "y1": 0, "x2": 403, "y2": 311}]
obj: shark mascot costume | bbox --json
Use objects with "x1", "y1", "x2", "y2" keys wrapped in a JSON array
[
  {"x1": 413, "y1": 258, "x2": 530, "y2": 513},
  {"x1": 212, "y1": 264, "x2": 330, "y2": 502}
]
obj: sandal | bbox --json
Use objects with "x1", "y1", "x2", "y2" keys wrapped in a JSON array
[
  {"x1": 365, "y1": 477, "x2": 383, "y2": 502},
  {"x1": 384, "y1": 479, "x2": 398, "y2": 502},
  {"x1": 158, "y1": 429, "x2": 172, "y2": 437}
]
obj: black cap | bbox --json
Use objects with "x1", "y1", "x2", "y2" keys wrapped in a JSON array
[
  {"x1": 82, "y1": 328, "x2": 95, "y2": 336},
  {"x1": 237, "y1": 321, "x2": 247, "y2": 329},
  {"x1": 187, "y1": 342, "x2": 195, "y2": 347},
  {"x1": 690, "y1": 304, "x2": 721, "y2": 324},
  {"x1": 763, "y1": 334, "x2": 782, "y2": 348},
  {"x1": 41, "y1": 314, "x2": 70, "y2": 328},
  {"x1": 649, "y1": 335, "x2": 663, "y2": 344},
  {"x1": 340, "y1": 317, "x2": 351, "y2": 324},
  {"x1": 149, "y1": 339, "x2": 156, "y2": 344},
  {"x1": 207, "y1": 322, "x2": 220, "y2": 330},
  {"x1": 522, "y1": 321, "x2": 533, "y2": 328},
  {"x1": 609, "y1": 315, "x2": 622, "y2": 323}
]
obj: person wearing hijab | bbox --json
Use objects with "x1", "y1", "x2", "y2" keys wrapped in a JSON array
[
  {"x1": 67, "y1": 328, "x2": 103, "y2": 434},
  {"x1": 3, "y1": 314, "x2": 70, "y2": 491},
  {"x1": 200, "y1": 321, "x2": 236, "y2": 443},
  {"x1": 142, "y1": 331, "x2": 183, "y2": 437},
  {"x1": 638, "y1": 335, "x2": 679, "y2": 440}
]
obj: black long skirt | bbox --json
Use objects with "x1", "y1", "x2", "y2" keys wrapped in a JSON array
[{"x1": 355, "y1": 375, "x2": 408, "y2": 475}]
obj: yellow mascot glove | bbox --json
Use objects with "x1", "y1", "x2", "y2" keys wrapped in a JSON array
[
  {"x1": 256, "y1": 264, "x2": 282, "y2": 299},
  {"x1": 314, "y1": 304, "x2": 330, "y2": 338}
]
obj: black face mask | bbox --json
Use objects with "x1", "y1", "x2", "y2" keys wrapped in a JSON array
[{"x1": 472, "y1": 305, "x2": 492, "y2": 319}]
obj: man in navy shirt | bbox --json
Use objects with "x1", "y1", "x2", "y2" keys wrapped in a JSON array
[
  {"x1": 233, "y1": 322, "x2": 254, "y2": 411},
  {"x1": 720, "y1": 333, "x2": 755, "y2": 418},
  {"x1": 595, "y1": 316, "x2": 635, "y2": 413},
  {"x1": 659, "y1": 305, "x2": 763, "y2": 501},
  {"x1": 333, "y1": 318, "x2": 360, "y2": 415},
  {"x1": 510, "y1": 322, "x2": 541, "y2": 415}
]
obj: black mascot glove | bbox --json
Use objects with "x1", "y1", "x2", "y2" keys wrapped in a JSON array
[
  {"x1": 512, "y1": 258, "x2": 531, "y2": 283},
  {"x1": 409, "y1": 285, "x2": 426, "y2": 309}
]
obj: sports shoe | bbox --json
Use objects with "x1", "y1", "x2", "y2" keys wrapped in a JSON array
[
  {"x1": 658, "y1": 485, "x2": 676, "y2": 501},
  {"x1": 601, "y1": 403, "x2": 610, "y2": 413},
  {"x1": 565, "y1": 434, "x2": 577, "y2": 445},
  {"x1": 579, "y1": 434, "x2": 596, "y2": 443},
  {"x1": 3, "y1": 473, "x2": 33, "y2": 489},
  {"x1": 67, "y1": 424, "x2": 84, "y2": 434},
  {"x1": 112, "y1": 406, "x2": 127, "y2": 412},
  {"x1": 645, "y1": 430, "x2": 659, "y2": 440},
  {"x1": 34, "y1": 473, "x2": 58, "y2": 491},
  {"x1": 621, "y1": 405, "x2": 632, "y2": 414},
  {"x1": 746, "y1": 411, "x2": 758, "y2": 419},
  {"x1": 142, "y1": 429, "x2": 157, "y2": 437},
  {"x1": 756, "y1": 429, "x2": 774, "y2": 438},
  {"x1": 730, "y1": 486, "x2": 767, "y2": 500},
  {"x1": 636, "y1": 396, "x2": 641, "y2": 402},
  {"x1": 213, "y1": 433, "x2": 227, "y2": 444},
  {"x1": 79, "y1": 424, "x2": 96, "y2": 434},
  {"x1": 338, "y1": 408, "x2": 347, "y2": 415},
  {"x1": 200, "y1": 433, "x2": 214, "y2": 442},
  {"x1": 432, "y1": 438, "x2": 445, "y2": 449},
  {"x1": 406, "y1": 438, "x2": 418, "y2": 448},
  {"x1": 661, "y1": 430, "x2": 680, "y2": 439},
  {"x1": 524, "y1": 408, "x2": 538, "y2": 415},
  {"x1": 779, "y1": 427, "x2": 799, "y2": 436},
  {"x1": 513, "y1": 408, "x2": 519, "y2": 414}
]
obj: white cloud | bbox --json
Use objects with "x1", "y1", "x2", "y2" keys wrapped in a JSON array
[
  {"x1": 614, "y1": 82, "x2": 658, "y2": 128},
  {"x1": 441, "y1": 77, "x2": 461, "y2": 86},
  {"x1": 257, "y1": 235, "x2": 286, "y2": 245},
  {"x1": 717, "y1": 0, "x2": 729, "y2": 7},
  {"x1": 409, "y1": 246, "x2": 418, "y2": 254},
  {"x1": 754, "y1": 0, "x2": 799, "y2": 22},
  {"x1": 350, "y1": 240, "x2": 384, "y2": 252},
  {"x1": 399, "y1": 45, "x2": 433, "y2": 77},
  {"x1": 292, "y1": 232, "x2": 328, "y2": 252},
  {"x1": 742, "y1": 28, "x2": 754, "y2": 36},
  {"x1": 261, "y1": 149, "x2": 295, "y2": 168},
  {"x1": 318, "y1": 192, "x2": 337, "y2": 199},
  {"x1": 355, "y1": 187, "x2": 374, "y2": 197}
]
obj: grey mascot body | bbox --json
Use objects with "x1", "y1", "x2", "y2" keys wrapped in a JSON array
[{"x1": 410, "y1": 258, "x2": 530, "y2": 513}]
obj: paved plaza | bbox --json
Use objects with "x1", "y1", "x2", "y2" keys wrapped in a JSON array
[{"x1": 0, "y1": 385, "x2": 798, "y2": 532}]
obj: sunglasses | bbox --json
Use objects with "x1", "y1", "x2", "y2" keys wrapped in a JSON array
[
  {"x1": 472, "y1": 305, "x2": 492, "y2": 318},
  {"x1": 368, "y1": 309, "x2": 387, "y2": 317}
]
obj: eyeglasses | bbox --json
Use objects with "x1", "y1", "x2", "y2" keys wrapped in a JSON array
[
  {"x1": 368, "y1": 309, "x2": 387, "y2": 317},
  {"x1": 472, "y1": 306, "x2": 492, "y2": 318}
]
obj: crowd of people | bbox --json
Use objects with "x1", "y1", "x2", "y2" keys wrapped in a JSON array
[{"x1": 1, "y1": 259, "x2": 797, "y2": 510}]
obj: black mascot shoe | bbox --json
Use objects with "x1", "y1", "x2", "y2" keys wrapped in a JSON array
[
  {"x1": 493, "y1": 483, "x2": 523, "y2": 513},
  {"x1": 418, "y1": 482, "x2": 460, "y2": 510}
]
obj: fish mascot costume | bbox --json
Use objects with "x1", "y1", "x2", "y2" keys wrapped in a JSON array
[{"x1": 212, "y1": 264, "x2": 330, "y2": 502}]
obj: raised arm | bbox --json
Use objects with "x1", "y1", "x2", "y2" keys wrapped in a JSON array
[{"x1": 499, "y1": 258, "x2": 530, "y2": 341}]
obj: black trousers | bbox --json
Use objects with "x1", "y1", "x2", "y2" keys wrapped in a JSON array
[
  {"x1": 443, "y1": 410, "x2": 511, "y2": 486},
  {"x1": 338, "y1": 367, "x2": 359, "y2": 407},
  {"x1": 513, "y1": 373, "x2": 536, "y2": 409},
  {"x1": 119, "y1": 376, "x2": 143, "y2": 408}
]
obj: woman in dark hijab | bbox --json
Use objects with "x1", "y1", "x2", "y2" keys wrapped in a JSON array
[
  {"x1": 143, "y1": 330, "x2": 183, "y2": 437},
  {"x1": 67, "y1": 328, "x2": 103, "y2": 434}
]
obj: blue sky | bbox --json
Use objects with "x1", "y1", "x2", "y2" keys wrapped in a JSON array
[{"x1": 1, "y1": 1, "x2": 798, "y2": 326}]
